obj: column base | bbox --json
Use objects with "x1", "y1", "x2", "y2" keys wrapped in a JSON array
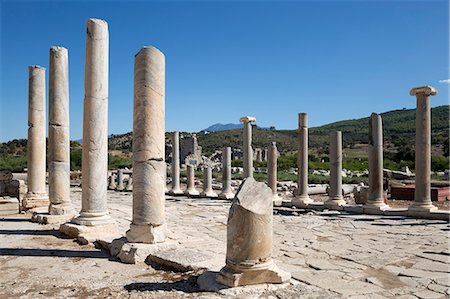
[
  {"x1": 22, "y1": 192, "x2": 49, "y2": 212},
  {"x1": 200, "y1": 190, "x2": 218, "y2": 198},
  {"x1": 72, "y1": 211, "x2": 116, "y2": 226},
  {"x1": 168, "y1": 188, "x2": 184, "y2": 196},
  {"x1": 126, "y1": 223, "x2": 167, "y2": 244},
  {"x1": 184, "y1": 189, "x2": 200, "y2": 197},
  {"x1": 32, "y1": 212, "x2": 76, "y2": 224},
  {"x1": 324, "y1": 198, "x2": 347, "y2": 210},
  {"x1": 49, "y1": 203, "x2": 75, "y2": 215},
  {"x1": 291, "y1": 196, "x2": 313, "y2": 208},
  {"x1": 408, "y1": 203, "x2": 438, "y2": 217},
  {"x1": 216, "y1": 260, "x2": 291, "y2": 287},
  {"x1": 59, "y1": 221, "x2": 119, "y2": 244},
  {"x1": 363, "y1": 203, "x2": 391, "y2": 215},
  {"x1": 218, "y1": 191, "x2": 234, "y2": 200},
  {"x1": 110, "y1": 237, "x2": 178, "y2": 264},
  {"x1": 116, "y1": 186, "x2": 124, "y2": 191}
]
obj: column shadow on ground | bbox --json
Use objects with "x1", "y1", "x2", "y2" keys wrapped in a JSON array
[
  {"x1": 0, "y1": 229, "x2": 65, "y2": 237},
  {"x1": 0, "y1": 218, "x2": 32, "y2": 222},
  {"x1": 124, "y1": 276, "x2": 201, "y2": 293},
  {"x1": 0, "y1": 248, "x2": 109, "y2": 258}
]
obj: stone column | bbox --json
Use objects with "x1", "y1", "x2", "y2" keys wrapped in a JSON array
[
  {"x1": 267, "y1": 142, "x2": 282, "y2": 206},
  {"x1": 48, "y1": 46, "x2": 73, "y2": 215},
  {"x1": 325, "y1": 131, "x2": 346, "y2": 209},
  {"x1": 126, "y1": 46, "x2": 167, "y2": 243},
  {"x1": 409, "y1": 86, "x2": 438, "y2": 214},
  {"x1": 364, "y1": 114, "x2": 390, "y2": 213},
  {"x1": 200, "y1": 165, "x2": 217, "y2": 198},
  {"x1": 108, "y1": 172, "x2": 117, "y2": 190},
  {"x1": 125, "y1": 175, "x2": 133, "y2": 192},
  {"x1": 292, "y1": 113, "x2": 313, "y2": 208},
  {"x1": 71, "y1": 19, "x2": 114, "y2": 227},
  {"x1": 169, "y1": 131, "x2": 183, "y2": 195},
  {"x1": 116, "y1": 169, "x2": 124, "y2": 191},
  {"x1": 185, "y1": 165, "x2": 199, "y2": 196},
  {"x1": 216, "y1": 178, "x2": 291, "y2": 287},
  {"x1": 23, "y1": 66, "x2": 49, "y2": 211},
  {"x1": 218, "y1": 147, "x2": 234, "y2": 199},
  {"x1": 240, "y1": 116, "x2": 256, "y2": 178}
]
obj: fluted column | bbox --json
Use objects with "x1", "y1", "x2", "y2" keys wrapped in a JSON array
[
  {"x1": 409, "y1": 86, "x2": 438, "y2": 214},
  {"x1": 267, "y1": 142, "x2": 282, "y2": 206},
  {"x1": 200, "y1": 165, "x2": 217, "y2": 198},
  {"x1": 169, "y1": 131, "x2": 183, "y2": 195},
  {"x1": 126, "y1": 46, "x2": 167, "y2": 243},
  {"x1": 48, "y1": 46, "x2": 73, "y2": 215},
  {"x1": 325, "y1": 131, "x2": 346, "y2": 209},
  {"x1": 364, "y1": 114, "x2": 390, "y2": 213},
  {"x1": 219, "y1": 147, "x2": 234, "y2": 199},
  {"x1": 292, "y1": 113, "x2": 313, "y2": 208},
  {"x1": 23, "y1": 66, "x2": 49, "y2": 211},
  {"x1": 240, "y1": 116, "x2": 256, "y2": 178}
]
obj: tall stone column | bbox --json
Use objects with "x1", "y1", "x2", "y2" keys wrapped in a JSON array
[
  {"x1": 48, "y1": 46, "x2": 73, "y2": 216},
  {"x1": 292, "y1": 113, "x2": 313, "y2": 208},
  {"x1": 116, "y1": 169, "x2": 124, "y2": 191},
  {"x1": 68, "y1": 19, "x2": 115, "y2": 230},
  {"x1": 200, "y1": 165, "x2": 217, "y2": 198},
  {"x1": 267, "y1": 142, "x2": 282, "y2": 206},
  {"x1": 185, "y1": 165, "x2": 199, "y2": 196},
  {"x1": 240, "y1": 116, "x2": 256, "y2": 178},
  {"x1": 364, "y1": 113, "x2": 390, "y2": 213},
  {"x1": 126, "y1": 46, "x2": 167, "y2": 243},
  {"x1": 409, "y1": 86, "x2": 438, "y2": 215},
  {"x1": 23, "y1": 66, "x2": 49, "y2": 211},
  {"x1": 169, "y1": 131, "x2": 183, "y2": 195},
  {"x1": 219, "y1": 147, "x2": 234, "y2": 199},
  {"x1": 325, "y1": 131, "x2": 346, "y2": 209}
]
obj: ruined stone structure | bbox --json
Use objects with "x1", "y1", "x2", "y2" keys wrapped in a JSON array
[
  {"x1": 23, "y1": 65, "x2": 49, "y2": 211},
  {"x1": 126, "y1": 46, "x2": 167, "y2": 243},
  {"x1": 240, "y1": 116, "x2": 256, "y2": 178},
  {"x1": 324, "y1": 131, "x2": 346, "y2": 209},
  {"x1": 180, "y1": 134, "x2": 202, "y2": 166}
]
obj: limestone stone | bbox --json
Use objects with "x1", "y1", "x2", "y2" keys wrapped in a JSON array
[
  {"x1": 200, "y1": 165, "x2": 218, "y2": 198},
  {"x1": 324, "y1": 131, "x2": 346, "y2": 209},
  {"x1": 169, "y1": 131, "x2": 183, "y2": 195},
  {"x1": 0, "y1": 196, "x2": 19, "y2": 215},
  {"x1": 116, "y1": 169, "x2": 125, "y2": 191},
  {"x1": 184, "y1": 165, "x2": 199, "y2": 196},
  {"x1": 364, "y1": 113, "x2": 390, "y2": 213},
  {"x1": 67, "y1": 19, "x2": 116, "y2": 231},
  {"x1": 126, "y1": 47, "x2": 167, "y2": 244},
  {"x1": 125, "y1": 175, "x2": 133, "y2": 191},
  {"x1": 267, "y1": 142, "x2": 282, "y2": 206},
  {"x1": 218, "y1": 147, "x2": 234, "y2": 200},
  {"x1": 409, "y1": 86, "x2": 438, "y2": 215},
  {"x1": 108, "y1": 173, "x2": 117, "y2": 190},
  {"x1": 216, "y1": 177, "x2": 291, "y2": 287},
  {"x1": 109, "y1": 237, "x2": 178, "y2": 264},
  {"x1": 239, "y1": 116, "x2": 256, "y2": 178},
  {"x1": 292, "y1": 113, "x2": 313, "y2": 208},
  {"x1": 23, "y1": 65, "x2": 49, "y2": 211}
]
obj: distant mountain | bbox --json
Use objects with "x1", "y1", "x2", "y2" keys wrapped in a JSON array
[{"x1": 202, "y1": 123, "x2": 243, "y2": 132}]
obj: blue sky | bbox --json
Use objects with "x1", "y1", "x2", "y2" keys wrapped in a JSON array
[{"x1": 0, "y1": 0, "x2": 448, "y2": 142}]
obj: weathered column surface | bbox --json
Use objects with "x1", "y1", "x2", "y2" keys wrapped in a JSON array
[
  {"x1": 292, "y1": 113, "x2": 313, "y2": 207},
  {"x1": 72, "y1": 18, "x2": 114, "y2": 227},
  {"x1": 169, "y1": 131, "x2": 183, "y2": 195},
  {"x1": 267, "y1": 142, "x2": 282, "y2": 206},
  {"x1": 409, "y1": 86, "x2": 438, "y2": 214},
  {"x1": 216, "y1": 178, "x2": 291, "y2": 287},
  {"x1": 126, "y1": 46, "x2": 167, "y2": 243},
  {"x1": 325, "y1": 131, "x2": 346, "y2": 209},
  {"x1": 218, "y1": 147, "x2": 234, "y2": 199},
  {"x1": 116, "y1": 169, "x2": 124, "y2": 191},
  {"x1": 185, "y1": 165, "x2": 199, "y2": 196},
  {"x1": 48, "y1": 46, "x2": 73, "y2": 215},
  {"x1": 23, "y1": 65, "x2": 49, "y2": 211},
  {"x1": 200, "y1": 165, "x2": 217, "y2": 198},
  {"x1": 364, "y1": 114, "x2": 389, "y2": 213},
  {"x1": 240, "y1": 116, "x2": 256, "y2": 178}
]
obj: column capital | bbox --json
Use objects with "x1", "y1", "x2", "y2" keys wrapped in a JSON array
[
  {"x1": 240, "y1": 116, "x2": 256, "y2": 123},
  {"x1": 410, "y1": 86, "x2": 437, "y2": 96}
]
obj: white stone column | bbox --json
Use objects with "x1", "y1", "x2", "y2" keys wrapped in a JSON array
[
  {"x1": 240, "y1": 116, "x2": 256, "y2": 178},
  {"x1": 169, "y1": 131, "x2": 183, "y2": 195},
  {"x1": 292, "y1": 113, "x2": 313, "y2": 207},
  {"x1": 219, "y1": 147, "x2": 234, "y2": 199},
  {"x1": 108, "y1": 172, "x2": 117, "y2": 190},
  {"x1": 116, "y1": 169, "x2": 124, "y2": 191},
  {"x1": 364, "y1": 113, "x2": 390, "y2": 213},
  {"x1": 409, "y1": 86, "x2": 438, "y2": 215},
  {"x1": 23, "y1": 65, "x2": 49, "y2": 211},
  {"x1": 325, "y1": 131, "x2": 346, "y2": 209},
  {"x1": 48, "y1": 46, "x2": 73, "y2": 215},
  {"x1": 126, "y1": 46, "x2": 167, "y2": 243},
  {"x1": 200, "y1": 165, "x2": 217, "y2": 198},
  {"x1": 267, "y1": 142, "x2": 282, "y2": 206},
  {"x1": 72, "y1": 19, "x2": 114, "y2": 227},
  {"x1": 185, "y1": 165, "x2": 199, "y2": 196}
]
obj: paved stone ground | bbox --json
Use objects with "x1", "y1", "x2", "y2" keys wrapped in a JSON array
[{"x1": 0, "y1": 187, "x2": 449, "y2": 298}]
